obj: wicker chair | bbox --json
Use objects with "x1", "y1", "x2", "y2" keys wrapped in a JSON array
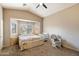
[{"x1": 51, "y1": 34, "x2": 62, "y2": 48}]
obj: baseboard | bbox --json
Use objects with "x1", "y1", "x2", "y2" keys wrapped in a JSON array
[{"x1": 63, "y1": 44, "x2": 79, "y2": 52}]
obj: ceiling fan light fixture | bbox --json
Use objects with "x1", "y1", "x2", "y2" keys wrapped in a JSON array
[
  {"x1": 36, "y1": 3, "x2": 47, "y2": 9},
  {"x1": 39, "y1": 3, "x2": 42, "y2": 5}
]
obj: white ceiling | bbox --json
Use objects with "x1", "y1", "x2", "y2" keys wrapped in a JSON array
[{"x1": 0, "y1": 3, "x2": 76, "y2": 17}]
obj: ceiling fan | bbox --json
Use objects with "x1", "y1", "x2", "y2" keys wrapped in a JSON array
[{"x1": 36, "y1": 3, "x2": 47, "y2": 9}]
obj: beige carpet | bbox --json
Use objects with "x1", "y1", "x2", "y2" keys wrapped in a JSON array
[{"x1": 0, "y1": 41, "x2": 79, "y2": 56}]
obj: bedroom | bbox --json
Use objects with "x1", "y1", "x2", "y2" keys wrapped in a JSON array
[{"x1": 0, "y1": 3, "x2": 79, "y2": 56}]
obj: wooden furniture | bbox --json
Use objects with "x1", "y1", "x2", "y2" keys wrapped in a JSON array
[
  {"x1": 10, "y1": 38, "x2": 18, "y2": 46},
  {"x1": 19, "y1": 38, "x2": 44, "y2": 50}
]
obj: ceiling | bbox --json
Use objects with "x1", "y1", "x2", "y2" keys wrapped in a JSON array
[{"x1": 0, "y1": 3, "x2": 76, "y2": 17}]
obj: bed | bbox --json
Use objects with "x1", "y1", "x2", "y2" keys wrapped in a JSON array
[{"x1": 19, "y1": 34, "x2": 44, "y2": 50}]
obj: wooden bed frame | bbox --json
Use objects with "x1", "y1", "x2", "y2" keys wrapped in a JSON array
[{"x1": 19, "y1": 38, "x2": 44, "y2": 50}]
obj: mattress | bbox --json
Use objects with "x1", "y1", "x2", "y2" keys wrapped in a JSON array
[{"x1": 19, "y1": 35, "x2": 41, "y2": 41}]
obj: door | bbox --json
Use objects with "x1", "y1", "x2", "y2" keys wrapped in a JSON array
[
  {"x1": 0, "y1": 19, "x2": 3, "y2": 49},
  {"x1": 0, "y1": 6, "x2": 3, "y2": 49}
]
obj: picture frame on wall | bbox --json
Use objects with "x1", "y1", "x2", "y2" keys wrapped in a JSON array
[
  {"x1": 10, "y1": 18, "x2": 18, "y2": 38},
  {"x1": 12, "y1": 23, "x2": 16, "y2": 33}
]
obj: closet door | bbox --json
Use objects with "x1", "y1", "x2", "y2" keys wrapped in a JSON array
[{"x1": 0, "y1": 6, "x2": 3, "y2": 49}]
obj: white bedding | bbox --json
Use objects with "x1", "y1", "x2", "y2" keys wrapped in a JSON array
[{"x1": 19, "y1": 35, "x2": 41, "y2": 41}]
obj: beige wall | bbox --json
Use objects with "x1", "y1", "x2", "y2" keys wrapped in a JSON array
[
  {"x1": 3, "y1": 8, "x2": 43, "y2": 47},
  {"x1": 44, "y1": 4, "x2": 79, "y2": 51}
]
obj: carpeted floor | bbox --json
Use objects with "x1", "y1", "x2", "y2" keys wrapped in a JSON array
[{"x1": 0, "y1": 40, "x2": 79, "y2": 56}]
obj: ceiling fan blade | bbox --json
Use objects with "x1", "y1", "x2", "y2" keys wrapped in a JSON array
[
  {"x1": 36, "y1": 4, "x2": 40, "y2": 8},
  {"x1": 43, "y1": 3, "x2": 47, "y2": 9}
]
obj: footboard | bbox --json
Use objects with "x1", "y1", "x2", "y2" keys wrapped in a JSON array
[{"x1": 19, "y1": 39, "x2": 44, "y2": 50}]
